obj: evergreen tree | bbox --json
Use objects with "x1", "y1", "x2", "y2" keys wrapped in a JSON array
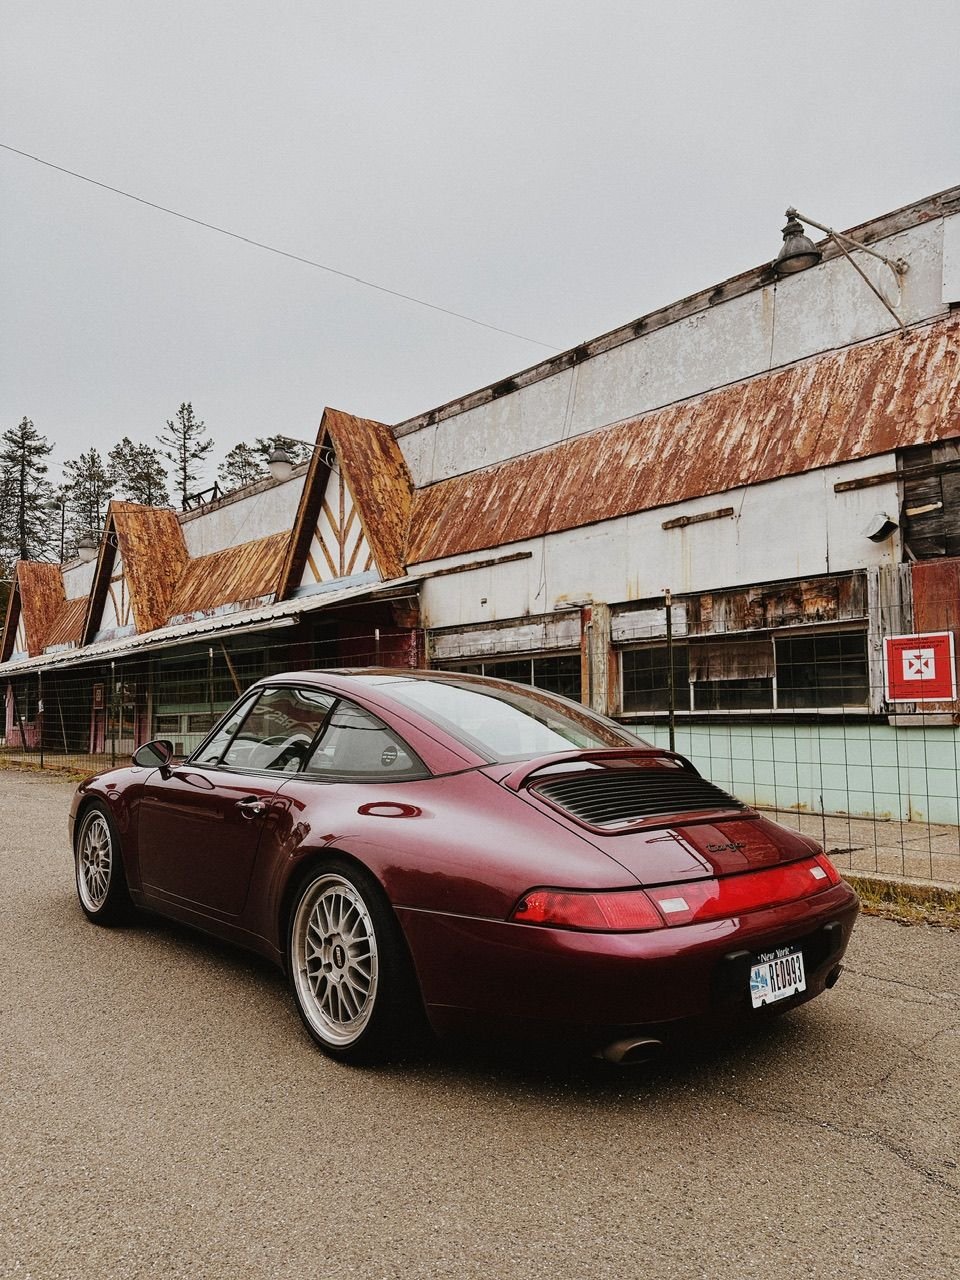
[
  {"x1": 218, "y1": 442, "x2": 264, "y2": 492},
  {"x1": 109, "y1": 437, "x2": 170, "y2": 506},
  {"x1": 0, "y1": 418, "x2": 55, "y2": 560},
  {"x1": 62, "y1": 448, "x2": 113, "y2": 547},
  {"x1": 159, "y1": 402, "x2": 213, "y2": 507}
]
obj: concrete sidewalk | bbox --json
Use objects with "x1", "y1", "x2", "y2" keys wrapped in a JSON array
[{"x1": 766, "y1": 807, "x2": 960, "y2": 888}]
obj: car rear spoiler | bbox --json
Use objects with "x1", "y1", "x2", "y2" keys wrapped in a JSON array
[{"x1": 499, "y1": 747, "x2": 697, "y2": 792}]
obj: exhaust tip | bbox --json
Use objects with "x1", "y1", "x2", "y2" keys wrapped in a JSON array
[
  {"x1": 597, "y1": 1036, "x2": 664, "y2": 1065},
  {"x1": 825, "y1": 964, "x2": 844, "y2": 989}
]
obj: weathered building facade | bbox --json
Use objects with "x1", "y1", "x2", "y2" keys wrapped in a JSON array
[{"x1": 5, "y1": 186, "x2": 960, "y2": 822}]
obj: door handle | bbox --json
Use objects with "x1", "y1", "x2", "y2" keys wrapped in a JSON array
[{"x1": 237, "y1": 796, "x2": 267, "y2": 818}]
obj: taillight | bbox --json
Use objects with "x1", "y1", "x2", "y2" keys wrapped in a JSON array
[
  {"x1": 813, "y1": 852, "x2": 842, "y2": 885},
  {"x1": 644, "y1": 854, "x2": 840, "y2": 926},
  {"x1": 511, "y1": 854, "x2": 841, "y2": 933},
  {"x1": 510, "y1": 888, "x2": 666, "y2": 932}
]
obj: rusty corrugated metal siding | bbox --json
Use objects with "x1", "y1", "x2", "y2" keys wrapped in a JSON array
[
  {"x1": 325, "y1": 409, "x2": 412, "y2": 581},
  {"x1": 279, "y1": 409, "x2": 413, "y2": 596},
  {"x1": 17, "y1": 563, "x2": 66, "y2": 656},
  {"x1": 911, "y1": 559, "x2": 960, "y2": 636},
  {"x1": 82, "y1": 501, "x2": 189, "y2": 642},
  {"x1": 167, "y1": 531, "x2": 289, "y2": 619},
  {"x1": 407, "y1": 314, "x2": 960, "y2": 564},
  {"x1": 44, "y1": 597, "x2": 87, "y2": 650},
  {"x1": 112, "y1": 503, "x2": 189, "y2": 632},
  {"x1": 904, "y1": 559, "x2": 960, "y2": 712}
]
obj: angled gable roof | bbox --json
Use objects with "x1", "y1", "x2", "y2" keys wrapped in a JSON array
[
  {"x1": 0, "y1": 562, "x2": 65, "y2": 660},
  {"x1": 82, "y1": 501, "x2": 189, "y2": 643},
  {"x1": 406, "y1": 312, "x2": 960, "y2": 564},
  {"x1": 166, "y1": 531, "x2": 289, "y2": 621},
  {"x1": 278, "y1": 408, "x2": 413, "y2": 597}
]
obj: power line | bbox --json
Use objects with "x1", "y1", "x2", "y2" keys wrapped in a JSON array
[{"x1": 0, "y1": 141, "x2": 561, "y2": 352}]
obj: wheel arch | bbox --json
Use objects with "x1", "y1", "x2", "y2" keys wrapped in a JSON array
[{"x1": 278, "y1": 846, "x2": 402, "y2": 974}]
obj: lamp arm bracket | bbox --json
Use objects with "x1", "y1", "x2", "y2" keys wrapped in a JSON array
[
  {"x1": 786, "y1": 207, "x2": 908, "y2": 276},
  {"x1": 786, "y1": 206, "x2": 908, "y2": 332}
]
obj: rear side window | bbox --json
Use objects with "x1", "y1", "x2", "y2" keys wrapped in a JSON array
[{"x1": 302, "y1": 700, "x2": 426, "y2": 781}]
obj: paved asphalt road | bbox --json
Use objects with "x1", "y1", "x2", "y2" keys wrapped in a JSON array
[{"x1": 2, "y1": 771, "x2": 958, "y2": 1280}]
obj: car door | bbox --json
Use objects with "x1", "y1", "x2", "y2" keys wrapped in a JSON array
[{"x1": 137, "y1": 685, "x2": 335, "y2": 918}]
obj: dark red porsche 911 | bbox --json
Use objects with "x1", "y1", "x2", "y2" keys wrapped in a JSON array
[{"x1": 71, "y1": 669, "x2": 858, "y2": 1064}]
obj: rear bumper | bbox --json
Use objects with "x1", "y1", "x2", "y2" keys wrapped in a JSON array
[{"x1": 397, "y1": 881, "x2": 859, "y2": 1051}]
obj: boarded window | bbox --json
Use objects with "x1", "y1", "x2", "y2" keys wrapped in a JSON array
[
  {"x1": 900, "y1": 441, "x2": 960, "y2": 560},
  {"x1": 688, "y1": 637, "x2": 775, "y2": 681}
]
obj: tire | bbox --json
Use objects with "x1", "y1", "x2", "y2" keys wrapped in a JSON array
[
  {"x1": 287, "y1": 858, "x2": 426, "y2": 1064},
  {"x1": 74, "y1": 802, "x2": 132, "y2": 926}
]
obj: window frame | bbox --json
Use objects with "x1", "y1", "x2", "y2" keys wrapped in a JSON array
[
  {"x1": 187, "y1": 683, "x2": 429, "y2": 783},
  {"x1": 618, "y1": 623, "x2": 872, "y2": 718},
  {"x1": 436, "y1": 650, "x2": 583, "y2": 703}
]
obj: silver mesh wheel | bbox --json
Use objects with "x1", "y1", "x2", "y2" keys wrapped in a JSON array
[
  {"x1": 291, "y1": 874, "x2": 380, "y2": 1047},
  {"x1": 77, "y1": 811, "x2": 113, "y2": 912}
]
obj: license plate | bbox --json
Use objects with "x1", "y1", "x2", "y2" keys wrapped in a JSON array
[{"x1": 749, "y1": 946, "x2": 806, "y2": 1008}]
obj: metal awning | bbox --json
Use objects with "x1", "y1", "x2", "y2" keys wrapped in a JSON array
[{"x1": 1, "y1": 574, "x2": 424, "y2": 675}]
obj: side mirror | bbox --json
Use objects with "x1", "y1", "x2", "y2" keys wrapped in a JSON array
[{"x1": 132, "y1": 739, "x2": 175, "y2": 774}]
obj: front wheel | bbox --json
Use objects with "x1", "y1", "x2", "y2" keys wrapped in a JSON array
[
  {"x1": 288, "y1": 860, "x2": 425, "y2": 1064},
  {"x1": 74, "y1": 802, "x2": 131, "y2": 925}
]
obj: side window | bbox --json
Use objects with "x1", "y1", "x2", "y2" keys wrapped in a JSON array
[
  {"x1": 193, "y1": 686, "x2": 335, "y2": 772},
  {"x1": 192, "y1": 693, "x2": 259, "y2": 765},
  {"x1": 302, "y1": 699, "x2": 426, "y2": 781}
]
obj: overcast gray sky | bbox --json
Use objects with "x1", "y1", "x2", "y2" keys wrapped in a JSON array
[{"x1": 3, "y1": 1, "x2": 959, "y2": 483}]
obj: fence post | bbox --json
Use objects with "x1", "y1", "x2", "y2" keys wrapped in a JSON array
[
  {"x1": 110, "y1": 660, "x2": 116, "y2": 768},
  {"x1": 37, "y1": 670, "x2": 44, "y2": 769}
]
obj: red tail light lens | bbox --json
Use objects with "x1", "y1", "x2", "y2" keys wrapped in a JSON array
[
  {"x1": 645, "y1": 854, "x2": 840, "y2": 926},
  {"x1": 814, "y1": 852, "x2": 842, "y2": 885},
  {"x1": 512, "y1": 854, "x2": 842, "y2": 933},
  {"x1": 511, "y1": 888, "x2": 665, "y2": 932}
]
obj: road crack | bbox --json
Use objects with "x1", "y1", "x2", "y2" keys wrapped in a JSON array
[{"x1": 718, "y1": 1088, "x2": 960, "y2": 1200}]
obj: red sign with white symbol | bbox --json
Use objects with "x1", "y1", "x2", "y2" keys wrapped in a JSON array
[{"x1": 883, "y1": 632, "x2": 957, "y2": 702}]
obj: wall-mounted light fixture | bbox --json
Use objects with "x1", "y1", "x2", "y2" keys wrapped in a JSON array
[
  {"x1": 774, "y1": 206, "x2": 909, "y2": 330},
  {"x1": 863, "y1": 511, "x2": 899, "y2": 542},
  {"x1": 267, "y1": 436, "x2": 338, "y2": 482},
  {"x1": 774, "y1": 214, "x2": 822, "y2": 275},
  {"x1": 77, "y1": 531, "x2": 122, "y2": 563}
]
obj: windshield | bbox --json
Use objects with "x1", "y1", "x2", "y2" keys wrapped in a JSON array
[{"x1": 383, "y1": 675, "x2": 647, "y2": 762}]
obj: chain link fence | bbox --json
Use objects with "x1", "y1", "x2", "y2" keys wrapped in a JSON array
[{"x1": 3, "y1": 608, "x2": 960, "y2": 889}]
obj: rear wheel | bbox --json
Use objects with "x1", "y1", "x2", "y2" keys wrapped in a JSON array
[
  {"x1": 74, "y1": 803, "x2": 131, "y2": 925},
  {"x1": 288, "y1": 859, "x2": 425, "y2": 1064}
]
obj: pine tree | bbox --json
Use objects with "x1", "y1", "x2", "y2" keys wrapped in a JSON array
[
  {"x1": 109, "y1": 437, "x2": 170, "y2": 506},
  {"x1": 218, "y1": 442, "x2": 264, "y2": 492},
  {"x1": 62, "y1": 448, "x2": 113, "y2": 547},
  {"x1": 159, "y1": 402, "x2": 213, "y2": 507},
  {"x1": 0, "y1": 418, "x2": 55, "y2": 561}
]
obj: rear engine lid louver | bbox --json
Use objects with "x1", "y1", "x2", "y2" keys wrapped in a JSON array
[{"x1": 533, "y1": 767, "x2": 746, "y2": 830}]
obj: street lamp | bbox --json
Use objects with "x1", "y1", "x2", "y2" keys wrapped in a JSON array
[
  {"x1": 46, "y1": 490, "x2": 67, "y2": 563},
  {"x1": 773, "y1": 205, "x2": 909, "y2": 330},
  {"x1": 77, "y1": 535, "x2": 98, "y2": 564},
  {"x1": 267, "y1": 437, "x2": 337, "y2": 482}
]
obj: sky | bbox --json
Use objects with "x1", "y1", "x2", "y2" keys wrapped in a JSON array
[{"x1": 3, "y1": 1, "x2": 960, "y2": 485}]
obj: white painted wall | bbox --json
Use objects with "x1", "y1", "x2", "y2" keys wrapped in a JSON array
[
  {"x1": 61, "y1": 558, "x2": 96, "y2": 601},
  {"x1": 418, "y1": 455, "x2": 899, "y2": 629},
  {"x1": 179, "y1": 473, "x2": 305, "y2": 556},
  {"x1": 399, "y1": 216, "x2": 951, "y2": 487}
]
